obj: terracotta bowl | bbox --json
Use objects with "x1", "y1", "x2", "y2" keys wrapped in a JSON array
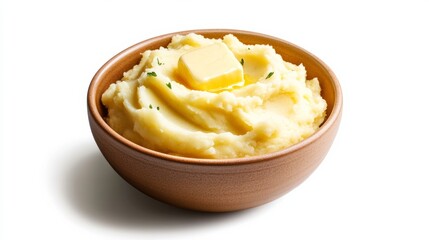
[{"x1": 87, "y1": 29, "x2": 342, "y2": 212}]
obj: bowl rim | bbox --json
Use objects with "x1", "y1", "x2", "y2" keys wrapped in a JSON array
[{"x1": 87, "y1": 29, "x2": 342, "y2": 166}]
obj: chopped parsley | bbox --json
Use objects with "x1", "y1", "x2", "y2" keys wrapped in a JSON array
[
  {"x1": 149, "y1": 104, "x2": 160, "y2": 110},
  {"x1": 166, "y1": 82, "x2": 172, "y2": 89},
  {"x1": 240, "y1": 58, "x2": 244, "y2": 65},
  {"x1": 147, "y1": 71, "x2": 157, "y2": 77},
  {"x1": 157, "y1": 58, "x2": 164, "y2": 66},
  {"x1": 266, "y1": 72, "x2": 274, "y2": 79}
]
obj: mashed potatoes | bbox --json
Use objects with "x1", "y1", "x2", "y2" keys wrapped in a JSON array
[{"x1": 102, "y1": 33, "x2": 327, "y2": 158}]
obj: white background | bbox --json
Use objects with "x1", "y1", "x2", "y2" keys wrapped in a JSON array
[{"x1": 1, "y1": 0, "x2": 429, "y2": 239}]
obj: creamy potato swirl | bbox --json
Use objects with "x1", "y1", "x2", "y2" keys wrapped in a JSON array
[{"x1": 102, "y1": 34, "x2": 327, "y2": 158}]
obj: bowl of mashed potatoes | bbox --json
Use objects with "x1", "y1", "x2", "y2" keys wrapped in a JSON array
[{"x1": 87, "y1": 29, "x2": 342, "y2": 212}]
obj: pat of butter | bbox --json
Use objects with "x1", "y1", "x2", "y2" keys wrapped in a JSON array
[{"x1": 178, "y1": 43, "x2": 244, "y2": 91}]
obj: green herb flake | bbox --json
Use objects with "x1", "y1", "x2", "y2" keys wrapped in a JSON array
[
  {"x1": 147, "y1": 71, "x2": 157, "y2": 77},
  {"x1": 166, "y1": 82, "x2": 172, "y2": 89},
  {"x1": 240, "y1": 58, "x2": 244, "y2": 65},
  {"x1": 156, "y1": 106, "x2": 160, "y2": 111},
  {"x1": 149, "y1": 104, "x2": 153, "y2": 109},
  {"x1": 247, "y1": 47, "x2": 251, "y2": 50},
  {"x1": 157, "y1": 58, "x2": 164, "y2": 66},
  {"x1": 266, "y1": 72, "x2": 274, "y2": 79}
]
